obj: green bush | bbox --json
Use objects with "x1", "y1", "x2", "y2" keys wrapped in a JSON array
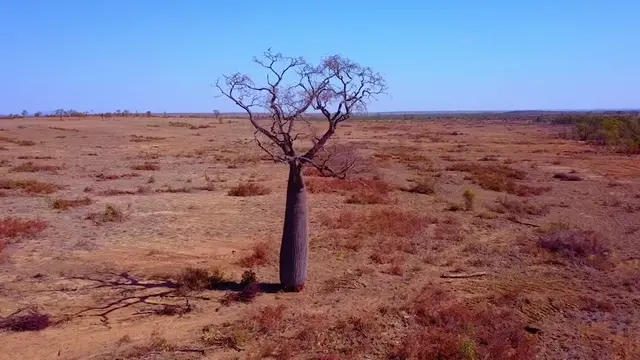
[{"x1": 554, "y1": 115, "x2": 640, "y2": 154}]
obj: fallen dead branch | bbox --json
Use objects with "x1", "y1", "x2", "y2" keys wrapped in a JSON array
[{"x1": 440, "y1": 272, "x2": 487, "y2": 279}]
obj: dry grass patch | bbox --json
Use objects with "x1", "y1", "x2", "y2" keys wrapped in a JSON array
[
  {"x1": 95, "y1": 172, "x2": 140, "y2": 181},
  {"x1": 51, "y1": 197, "x2": 93, "y2": 210},
  {"x1": 0, "y1": 217, "x2": 48, "y2": 238},
  {"x1": 493, "y1": 196, "x2": 550, "y2": 216},
  {"x1": 131, "y1": 162, "x2": 160, "y2": 171},
  {"x1": 86, "y1": 204, "x2": 126, "y2": 224},
  {"x1": 238, "y1": 242, "x2": 274, "y2": 267},
  {"x1": 129, "y1": 135, "x2": 166, "y2": 142},
  {"x1": 537, "y1": 229, "x2": 610, "y2": 267},
  {"x1": 345, "y1": 189, "x2": 390, "y2": 204},
  {"x1": 227, "y1": 182, "x2": 271, "y2": 197},
  {"x1": 553, "y1": 172, "x2": 583, "y2": 181},
  {"x1": 16, "y1": 155, "x2": 55, "y2": 160},
  {"x1": 323, "y1": 208, "x2": 433, "y2": 238},
  {"x1": 169, "y1": 121, "x2": 211, "y2": 129},
  {"x1": 177, "y1": 266, "x2": 227, "y2": 291},
  {"x1": 99, "y1": 187, "x2": 150, "y2": 196},
  {"x1": 48, "y1": 126, "x2": 79, "y2": 132},
  {"x1": 391, "y1": 287, "x2": 537, "y2": 360},
  {"x1": 0, "y1": 136, "x2": 36, "y2": 146},
  {"x1": 306, "y1": 177, "x2": 391, "y2": 196},
  {"x1": 403, "y1": 177, "x2": 437, "y2": 195},
  {"x1": 10, "y1": 162, "x2": 62, "y2": 173},
  {"x1": 155, "y1": 185, "x2": 192, "y2": 194},
  {"x1": 0, "y1": 179, "x2": 62, "y2": 194},
  {"x1": 0, "y1": 309, "x2": 52, "y2": 332},
  {"x1": 447, "y1": 162, "x2": 550, "y2": 196}
]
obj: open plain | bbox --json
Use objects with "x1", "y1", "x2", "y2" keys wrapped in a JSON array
[{"x1": 0, "y1": 115, "x2": 639, "y2": 360}]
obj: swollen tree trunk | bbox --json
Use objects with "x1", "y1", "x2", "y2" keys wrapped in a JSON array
[{"x1": 279, "y1": 161, "x2": 309, "y2": 291}]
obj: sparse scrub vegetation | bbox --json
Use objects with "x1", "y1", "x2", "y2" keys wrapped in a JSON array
[
  {"x1": 447, "y1": 162, "x2": 550, "y2": 196},
  {"x1": 537, "y1": 228, "x2": 610, "y2": 266},
  {"x1": 238, "y1": 242, "x2": 274, "y2": 267},
  {"x1": 10, "y1": 162, "x2": 62, "y2": 173},
  {"x1": 0, "y1": 179, "x2": 61, "y2": 194},
  {"x1": 51, "y1": 197, "x2": 93, "y2": 210},
  {"x1": 553, "y1": 172, "x2": 583, "y2": 181},
  {"x1": 551, "y1": 114, "x2": 640, "y2": 154},
  {"x1": 390, "y1": 288, "x2": 537, "y2": 360},
  {"x1": 404, "y1": 177, "x2": 437, "y2": 195},
  {"x1": 307, "y1": 177, "x2": 391, "y2": 196},
  {"x1": 169, "y1": 121, "x2": 211, "y2": 129},
  {"x1": 2, "y1": 112, "x2": 639, "y2": 359},
  {"x1": 227, "y1": 182, "x2": 271, "y2": 196},
  {"x1": 323, "y1": 209, "x2": 432, "y2": 238},
  {"x1": 177, "y1": 266, "x2": 227, "y2": 291},
  {"x1": 131, "y1": 162, "x2": 160, "y2": 171},
  {"x1": 129, "y1": 135, "x2": 166, "y2": 142},
  {"x1": 462, "y1": 189, "x2": 476, "y2": 210},
  {"x1": 493, "y1": 196, "x2": 549, "y2": 216},
  {"x1": 0, "y1": 217, "x2": 48, "y2": 239},
  {"x1": 0, "y1": 309, "x2": 52, "y2": 332},
  {"x1": 95, "y1": 173, "x2": 140, "y2": 181},
  {"x1": 86, "y1": 204, "x2": 125, "y2": 224}
]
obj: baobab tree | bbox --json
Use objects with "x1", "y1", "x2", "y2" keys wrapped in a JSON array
[{"x1": 216, "y1": 49, "x2": 386, "y2": 291}]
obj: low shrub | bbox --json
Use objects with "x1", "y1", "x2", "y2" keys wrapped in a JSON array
[
  {"x1": 0, "y1": 179, "x2": 61, "y2": 194},
  {"x1": 51, "y1": 197, "x2": 92, "y2": 210},
  {"x1": 10, "y1": 162, "x2": 62, "y2": 173},
  {"x1": 238, "y1": 242, "x2": 273, "y2": 267},
  {"x1": 0, "y1": 217, "x2": 48, "y2": 238},
  {"x1": 553, "y1": 172, "x2": 583, "y2": 181},
  {"x1": 0, "y1": 310, "x2": 51, "y2": 332},
  {"x1": 537, "y1": 229, "x2": 610, "y2": 266},
  {"x1": 227, "y1": 182, "x2": 271, "y2": 197},
  {"x1": 131, "y1": 162, "x2": 160, "y2": 171}
]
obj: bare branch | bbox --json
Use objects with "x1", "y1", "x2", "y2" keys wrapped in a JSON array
[{"x1": 216, "y1": 50, "x2": 386, "y2": 170}]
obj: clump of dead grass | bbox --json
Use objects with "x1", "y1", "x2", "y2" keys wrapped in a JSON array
[
  {"x1": 0, "y1": 309, "x2": 52, "y2": 332},
  {"x1": 95, "y1": 173, "x2": 140, "y2": 181},
  {"x1": 553, "y1": 172, "x2": 583, "y2": 181},
  {"x1": 537, "y1": 229, "x2": 610, "y2": 267},
  {"x1": 493, "y1": 196, "x2": 549, "y2": 216},
  {"x1": 86, "y1": 204, "x2": 126, "y2": 224},
  {"x1": 389, "y1": 287, "x2": 537, "y2": 360},
  {"x1": 238, "y1": 242, "x2": 274, "y2": 267},
  {"x1": 462, "y1": 189, "x2": 476, "y2": 210},
  {"x1": 323, "y1": 209, "x2": 433, "y2": 238},
  {"x1": 344, "y1": 189, "x2": 390, "y2": 204},
  {"x1": 0, "y1": 217, "x2": 48, "y2": 238},
  {"x1": 307, "y1": 177, "x2": 391, "y2": 196},
  {"x1": 131, "y1": 162, "x2": 160, "y2": 171},
  {"x1": 0, "y1": 136, "x2": 36, "y2": 146},
  {"x1": 99, "y1": 187, "x2": 150, "y2": 196},
  {"x1": 169, "y1": 121, "x2": 211, "y2": 129},
  {"x1": 403, "y1": 177, "x2": 437, "y2": 195},
  {"x1": 51, "y1": 197, "x2": 93, "y2": 210},
  {"x1": 16, "y1": 155, "x2": 55, "y2": 160},
  {"x1": 220, "y1": 283, "x2": 262, "y2": 305},
  {"x1": 447, "y1": 162, "x2": 550, "y2": 196},
  {"x1": 227, "y1": 182, "x2": 271, "y2": 197},
  {"x1": 177, "y1": 266, "x2": 227, "y2": 291},
  {"x1": 129, "y1": 135, "x2": 166, "y2": 142},
  {"x1": 9, "y1": 162, "x2": 62, "y2": 173},
  {"x1": 0, "y1": 179, "x2": 61, "y2": 194}
]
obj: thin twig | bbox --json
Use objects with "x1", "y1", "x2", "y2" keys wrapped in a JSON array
[{"x1": 440, "y1": 272, "x2": 488, "y2": 279}]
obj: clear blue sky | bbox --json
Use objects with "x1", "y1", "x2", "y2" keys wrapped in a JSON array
[{"x1": 1, "y1": 0, "x2": 638, "y2": 114}]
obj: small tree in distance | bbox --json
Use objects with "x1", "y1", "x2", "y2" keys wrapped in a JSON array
[
  {"x1": 21, "y1": 110, "x2": 28, "y2": 117},
  {"x1": 216, "y1": 49, "x2": 386, "y2": 291}
]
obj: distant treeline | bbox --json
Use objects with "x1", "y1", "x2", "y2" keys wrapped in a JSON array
[{"x1": 548, "y1": 113, "x2": 640, "y2": 154}]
